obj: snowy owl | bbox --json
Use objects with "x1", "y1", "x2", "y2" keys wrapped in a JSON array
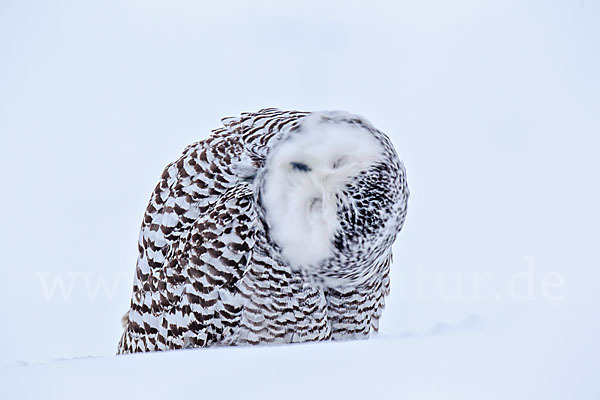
[{"x1": 117, "y1": 109, "x2": 409, "y2": 354}]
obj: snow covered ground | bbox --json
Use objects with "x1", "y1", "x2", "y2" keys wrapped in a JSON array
[
  {"x1": 1, "y1": 312, "x2": 598, "y2": 400},
  {"x1": 1, "y1": 0, "x2": 599, "y2": 398}
]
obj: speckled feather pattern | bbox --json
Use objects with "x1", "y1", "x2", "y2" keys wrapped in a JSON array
[{"x1": 117, "y1": 109, "x2": 408, "y2": 354}]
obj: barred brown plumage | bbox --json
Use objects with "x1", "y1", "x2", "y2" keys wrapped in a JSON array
[{"x1": 117, "y1": 108, "x2": 408, "y2": 354}]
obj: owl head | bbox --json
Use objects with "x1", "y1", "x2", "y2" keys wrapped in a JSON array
[{"x1": 257, "y1": 111, "x2": 408, "y2": 287}]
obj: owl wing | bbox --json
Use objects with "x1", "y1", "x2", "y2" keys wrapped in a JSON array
[
  {"x1": 173, "y1": 183, "x2": 256, "y2": 348},
  {"x1": 118, "y1": 137, "x2": 258, "y2": 353}
]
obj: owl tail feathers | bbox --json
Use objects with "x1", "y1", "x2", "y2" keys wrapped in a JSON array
[
  {"x1": 116, "y1": 312, "x2": 130, "y2": 355},
  {"x1": 120, "y1": 311, "x2": 129, "y2": 328}
]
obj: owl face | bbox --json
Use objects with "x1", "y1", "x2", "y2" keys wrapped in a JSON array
[{"x1": 258, "y1": 112, "x2": 395, "y2": 285}]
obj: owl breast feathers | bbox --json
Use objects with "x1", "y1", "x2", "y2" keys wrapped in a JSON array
[{"x1": 117, "y1": 109, "x2": 409, "y2": 354}]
